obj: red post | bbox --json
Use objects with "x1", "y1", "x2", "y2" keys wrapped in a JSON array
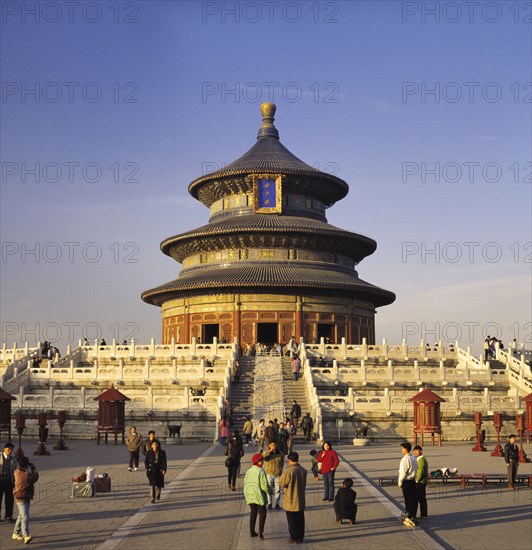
[
  {"x1": 472, "y1": 411, "x2": 487, "y2": 452},
  {"x1": 490, "y1": 412, "x2": 503, "y2": 457},
  {"x1": 516, "y1": 414, "x2": 530, "y2": 464}
]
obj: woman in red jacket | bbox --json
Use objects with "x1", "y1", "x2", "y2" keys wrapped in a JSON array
[{"x1": 317, "y1": 441, "x2": 340, "y2": 501}]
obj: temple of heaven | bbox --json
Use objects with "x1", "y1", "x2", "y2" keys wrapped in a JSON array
[{"x1": 142, "y1": 103, "x2": 395, "y2": 345}]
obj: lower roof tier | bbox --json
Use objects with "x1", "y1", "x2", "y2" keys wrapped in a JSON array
[{"x1": 141, "y1": 263, "x2": 396, "y2": 308}]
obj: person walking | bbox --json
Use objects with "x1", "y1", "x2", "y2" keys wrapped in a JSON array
[
  {"x1": 285, "y1": 420, "x2": 295, "y2": 454},
  {"x1": 413, "y1": 445, "x2": 428, "y2": 518},
  {"x1": 0, "y1": 442, "x2": 17, "y2": 521},
  {"x1": 317, "y1": 441, "x2": 340, "y2": 501},
  {"x1": 279, "y1": 451, "x2": 307, "y2": 544},
  {"x1": 253, "y1": 419, "x2": 266, "y2": 451},
  {"x1": 141, "y1": 431, "x2": 160, "y2": 456},
  {"x1": 262, "y1": 441, "x2": 284, "y2": 510},
  {"x1": 11, "y1": 457, "x2": 39, "y2": 544},
  {"x1": 125, "y1": 426, "x2": 144, "y2": 471},
  {"x1": 504, "y1": 434, "x2": 519, "y2": 490},
  {"x1": 219, "y1": 417, "x2": 230, "y2": 446},
  {"x1": 301, "y1": 412, "x2": 313, "y2": 442},
  {"x1": 398, "y1": 442, "x2": 418, "y2": 527},
  {"x1": 291, "y1": 355, "x2": 301, "y2": 380},
  {"x1": 225, "y1": 430, "x2": 244, "y2": 491},
  {"x1": 243, "y1": 417, "x2": 253, "y2": 447},
  {"x1": 290, "y1": 400, "x2": 302, "y2": 431},
  {"x1": 243, "y1": 453, "x2": 270, "y2": 539},
  {"x1": 145, "y1": 440, "x2": 167, "y2": 503}
]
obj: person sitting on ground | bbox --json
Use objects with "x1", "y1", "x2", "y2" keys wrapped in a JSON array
[{"x1": 334, "y1": 478, "x2": 357, "y2": 525}]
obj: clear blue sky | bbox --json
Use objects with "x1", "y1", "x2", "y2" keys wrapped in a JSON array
[{"x1": 1, "y1": 1, "x2": 530, "y2": 354}]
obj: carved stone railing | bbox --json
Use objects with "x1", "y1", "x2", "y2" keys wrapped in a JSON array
[{"x1": 253, "y1": 355, "x2": 285, "y2": 422}]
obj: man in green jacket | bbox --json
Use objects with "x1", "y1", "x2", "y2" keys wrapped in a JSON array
[
  {"x1": 279, "y1": 451, "x2": 307, "y2": 544},
  {"x1": 243, "y1": 453, "x2": 271, "y2": 539},
  {"x1": 262, "y1": 441, "x2": 284, "y2": 510},
  {"x1": 413, "y1": 445, "x2": 428, "y2": 518}
]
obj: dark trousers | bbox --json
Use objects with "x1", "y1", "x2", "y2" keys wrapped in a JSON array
[
  {"x1": 334, "y1": 501, "x2": 357, "y2": 522},
  {"x1": 128, "y1": 449, "x2": 140, "y2": 468},
  {"x1": 227, "y1": 461, "x2": 239, "y2": 487},
  {"x1": 286, "y1": 510, "x2": 305, "y2": 542},
  {"x1": 416, "y1": 483, "x2": 427, "y2": 517},
  {"x1": 149, "y1": 484, "x2": 161, "y2": 499},
  {"x1": 0, "y1": 479, "x2": 14, "y2": 518},
  {"x1": 401, "y1": 479, "x2": 418, "y2": 519},
  {"x1": 249, "y1": 503, "x2": 267, "y2": 534},
  {"x1": 507, "y1": 460, "x2": 519, "y2": 487}
]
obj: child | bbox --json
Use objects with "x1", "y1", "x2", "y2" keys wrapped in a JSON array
[
  {"x1": 334, "y1": 478, "x2": 357, "y2": 525},
  {"x1": 309, "y1": 450, "x2": 320, "y2": 480}
]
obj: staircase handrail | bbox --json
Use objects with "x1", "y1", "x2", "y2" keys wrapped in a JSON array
[{"x1": 300, "y1": 343, "x2": 323, "y2": 441}]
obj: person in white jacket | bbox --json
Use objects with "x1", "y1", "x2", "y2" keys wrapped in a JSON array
[{"x1": 398, "y1": 442, "x2": 418, "y2": 527}]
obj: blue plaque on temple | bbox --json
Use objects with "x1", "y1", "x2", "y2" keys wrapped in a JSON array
[{"x1": 258, "y1": 178, "x2": 276, "y2": 208}]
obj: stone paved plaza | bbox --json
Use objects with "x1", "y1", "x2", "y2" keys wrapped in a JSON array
[{"x1": 0, "y1": 438, "x2": 530, "y2": 550}]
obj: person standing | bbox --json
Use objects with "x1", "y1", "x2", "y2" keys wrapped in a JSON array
[
  {"x1": 290, "y1": 400, "x2": 302, "y2": 431},
  {"x1": 11, "y1": 457, "x2": 38, "y2": 544},
  {"x1": 225, "y1": 430, "x2": 244, "y2": 491},
  {"x1": 262, "y1": 441, "x2": 284, "y2": 510},
  {"x1": 413, "y1": 445, "x2": 428, "y2": 518},
  {"x1": 243, "y1": 417, "x2": 253, "y2": 447},
  {"x1": 301, "y1": 413, "x2": 314, "y2": 442},
  {"x1": 279, "y1": 451, "x2": 307, "y2": 544},
  {"x1": 317, "y1": 441, "x2": 340, "y2": 501},
  {"x1": 253, "y1": 419, "x2": 266, "y2": 451},
  {"x1": 264, "y1": 421, "x2": 276, "y2": 447},
  {"x1": 285, "y1": 420, "x2": 295, "y2": 454},
  {"x1": 398, "y1": 442, "x2": 418, "y2": 527},
  {"x1": 125, "y1": 426, "x2": 144, "y2": 471},
  {"x1": 0, "y1": 442, "x2": 17, "y2": 521},
  {"x1": 219, "y1": 417, "x2": 230, "y2": 446},
  {"x1": 145, "y1": 440, "x2": 167, "y2": 503},
  {"x1": 243, "y1": 453, "x2": 270, "y2": 539},
  {"x1": 504, "y1": 434, "x2": 519, "y2": 490}
]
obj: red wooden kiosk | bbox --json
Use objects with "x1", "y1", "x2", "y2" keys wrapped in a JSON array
[
  {"x1": 409, "y1": 386, "x2": 445, "y2": 446},
  {"x1": 522, "y1": 392, "x2": 532, "y2": 443},
  {"x1": 94, "y1": 386, "x2": 130, "y2": 445},
  {"x1": 0, "y1": 387, "x2": 16, "y2": 441}
]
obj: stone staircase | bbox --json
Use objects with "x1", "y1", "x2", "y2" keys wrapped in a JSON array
[
  {"x1": 281, "y1": 357, "x2": 315, "y2": 442},
  {"x1": 228, "y1": 357, "x2": 256, "y2": 433}
]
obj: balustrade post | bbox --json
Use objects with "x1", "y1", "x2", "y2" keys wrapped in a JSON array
[
  {"x1": 69, "y1": 359, "x2": 74, "y2": 379},
  {"x1": 402, "y1": 338, "x2": 407, "y2": 357},
  {"x1": 483, "y1": 387, "x2": 491, "y2": 410},
  {"x1": 24, "y1": 341, "x2": 29, "y2": 355},
  {"x1": 145, "y1": 358, "x2": 150, "y2": 379},
  {"x1": 420, "y1": 339, "x2": 426, "y2": 360},
  {"x1": 49, "y1": 386, "x2": 54, "y2": 408},
  {"x1": 382, "y1": 338, "x2": 388, "y2": 359},
  {"x1": 112, "y1": 339, "x2": 117, "y2": 356},
  {"x1": 440, "y1": 360, "x2": 446, "y2": 383},
  {"x1": 119, "y1": 358, "x2": 124, "y2": 379},
  {"x1": 384, "y1": 387, "x2": 391, "y2": 410},
  {"x1": 362, "y1": 337, "x2": 367, "y2": 358},
  {"x1": 413, "y1": 360, "x2": 420, "y2": 380},
  {"x1": 388, "y1": 360, "x2": 394, "y2": 382},
  {"x1": 150, "y1": 337, "x2": 156, "y2": 356}
]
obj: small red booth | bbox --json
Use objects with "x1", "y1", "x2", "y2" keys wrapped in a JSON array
[
  {"x1": 409, "y1": 386, "x2": 445, "y2": 446},
  {"x1": 0, "y1": 387, "x2": 16, "y2": 441},
  {"x1": 522, "y1": 392, "x2": 532, "y2": 443},
  {"x1": 94, "y1": 386, "x2": 130, "y2": 445}
]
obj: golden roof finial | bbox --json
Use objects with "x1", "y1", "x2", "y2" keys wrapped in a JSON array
[
  {"x1": 257, "y1": 102, "x2": 279, "y2": 139},
  {"x1": 260, "y1": 102, "x2": 276, "y2": 128}
]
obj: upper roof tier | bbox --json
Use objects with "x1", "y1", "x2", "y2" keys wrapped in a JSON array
[{"x1": 188, "y1": 102, "x2": 349, "y2": 207}]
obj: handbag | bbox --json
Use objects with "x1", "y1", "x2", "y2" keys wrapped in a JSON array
[{"x1": 225, "y1": 457, "x2": 233, "y2": 467}]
